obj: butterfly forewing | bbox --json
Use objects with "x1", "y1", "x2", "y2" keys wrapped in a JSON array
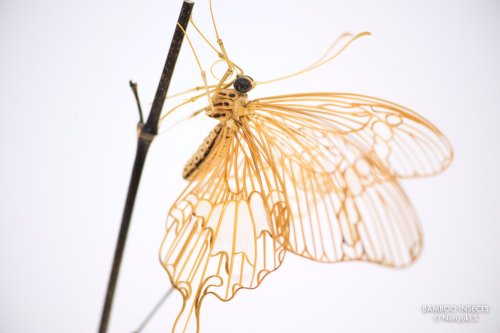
[{"x1": 250, "y1": 93, "x2": 453, "y2": 178}]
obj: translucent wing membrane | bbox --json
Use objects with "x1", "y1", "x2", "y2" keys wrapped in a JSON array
[
  {"x1": 243, "y1": 115, "x2": 422, "y2": 265},
  {"x1": 160, "y1": 126, "x2": 288, "y2": 333},
  {"x1": 250, "y1": 93, "x2": 453, "y2": 178},
  {"x1": 161, "y1": 92, "x2": 452, "y2": 331},
  {"x1": 242, "y1": 92, "x2": 453, "y2": 264}
]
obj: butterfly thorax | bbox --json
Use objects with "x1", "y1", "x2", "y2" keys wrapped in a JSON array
[
  {"x1": 183, "y1": 76, "x2": 256, "y2": 179},
  {"x1": 206, "y1": 89, "x2": 251, "y2": 130},
  {"x1": 183, "y1": 89, "x2": 249, "y2": 179}
]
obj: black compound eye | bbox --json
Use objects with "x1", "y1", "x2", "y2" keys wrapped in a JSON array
[{"x1": 233, "y1": 76, "x2": 254, "y2": 93}]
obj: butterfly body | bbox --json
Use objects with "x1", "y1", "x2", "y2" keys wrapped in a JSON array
[
  {"x1": 182, "y1": 84, "x2": 254, "y2": 180},
  {"x1": 182, "y1": 123, "x2": 223, "y2": 180}
]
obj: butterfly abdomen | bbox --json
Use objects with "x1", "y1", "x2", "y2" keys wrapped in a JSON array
[{"x1": 182, "y1": 123, "x2": 224, "y2": 179}]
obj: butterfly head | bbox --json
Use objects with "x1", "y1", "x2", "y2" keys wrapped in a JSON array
[{"x1": 233, "y1": 75, "x2": 255, "y2": 93}]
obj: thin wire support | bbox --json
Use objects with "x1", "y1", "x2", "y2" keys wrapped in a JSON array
[{"x1": 132, "y1": 288, "x2": 176, "y2": 333}]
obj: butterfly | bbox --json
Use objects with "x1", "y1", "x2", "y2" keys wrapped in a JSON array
[{"x1": 157, "y1": 1, "x2": 453, "y2": 332}]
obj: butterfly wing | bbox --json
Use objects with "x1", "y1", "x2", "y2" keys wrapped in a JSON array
[
  {"x1": 250, "y1": 92, "x2": 453, "y2": 178},
  {"x1": 160, "y1": 125, "x2": 288, "y2": 333},
  {"x1": 243, "y1": 92, "x2": 452, "y2": 265},
  {"x1": 161, "y1": 92, "x2": 453, "y2": 330}
]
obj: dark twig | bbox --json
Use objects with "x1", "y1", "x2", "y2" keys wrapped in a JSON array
[
  {"x1": 129, "y1": 81, "x2": 144, "y2": 124},
  {"x1": 98, "y1": 2, "x2": 194, "y2": 333}
]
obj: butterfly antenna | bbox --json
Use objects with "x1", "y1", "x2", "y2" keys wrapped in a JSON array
[
  {"x1": 313, "y1": 32, "x2": 354, "y2": 65},
  {"x1": 256, "y1": 31, "x2": 371, "y2": 86}
]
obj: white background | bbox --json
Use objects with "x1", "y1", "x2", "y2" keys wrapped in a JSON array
[{"x1": 1, "y1": 0, "x2": 499, "y2": 332}]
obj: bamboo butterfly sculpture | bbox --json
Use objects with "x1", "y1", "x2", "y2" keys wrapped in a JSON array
[{"x1": 158, "y1": 2, "x2": 453, "y2": 332}]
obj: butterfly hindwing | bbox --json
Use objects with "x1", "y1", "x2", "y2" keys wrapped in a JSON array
[
  {"x1": 241, "y1": 92, "x2": 451, "y2": 265},
  {"x1": 160, "y1": 126, "x2": 287, "y2": 333}
]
